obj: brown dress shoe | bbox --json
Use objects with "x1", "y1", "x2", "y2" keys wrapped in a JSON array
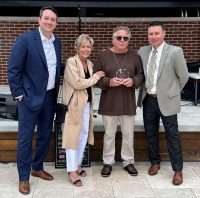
[
  {"x1": 172, "y1": 171, "x2": 183, "y2": 185},
  {"x1": 19, "y1": 180, "x2": 30, "y2": 195},
  {"x1": 101, "y1": 164, "x2": 112, "y2": 177},
  {"x1": 31, "y1": 170, "x2": 53, "y2": 180},
  {"x1": 148, "y1": 164, "x2": 160, "y2": 175}
]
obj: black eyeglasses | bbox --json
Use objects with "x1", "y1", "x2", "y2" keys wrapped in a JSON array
[{"x1": 115, "y1": 36, "x2": 129, "y2": 41}]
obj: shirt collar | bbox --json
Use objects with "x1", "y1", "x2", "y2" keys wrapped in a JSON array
[
  {"x1": 151, "y1": 41, "x2": 165, "y2": 54},
  {"x1": 38, "y1": 27, "x2": 55, "y2": 42}
]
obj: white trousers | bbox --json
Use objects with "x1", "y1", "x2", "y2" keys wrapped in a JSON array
[
  {"x1": 102, "y1": 115, "x2": 135, "y2": 167},
  {"x1": 66, "y1": 102, "x2": 90, "y2": 172}
]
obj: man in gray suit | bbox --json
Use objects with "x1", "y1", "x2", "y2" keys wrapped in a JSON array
[{"x1": 137, "y1": 21, "x2": 189, "y2": 185}]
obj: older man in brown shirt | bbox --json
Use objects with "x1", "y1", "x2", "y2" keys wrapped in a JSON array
[{"x1": 94, "y1": 26, "x2": 143, "y2": 177}]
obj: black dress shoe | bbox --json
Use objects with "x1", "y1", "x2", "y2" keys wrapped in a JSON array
[
  {"x1": 124, "y1": 164, "x2": 138, "y2": 176},
  {"x1": 101, "y1": 164, "x2": 112, "y2": 177}
]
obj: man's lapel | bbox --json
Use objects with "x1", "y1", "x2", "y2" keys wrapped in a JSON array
[
  {"x1": 157, "y1": 42, "x2": 169, "y2": 80},
  {"x1": 143, "y1": 46, "x2": 152, "y2": 77},
  {"x1": 34, "y1": 29, "x2": 47, "y2": 67}
]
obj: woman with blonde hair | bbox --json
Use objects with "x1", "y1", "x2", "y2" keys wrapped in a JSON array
[{"x1": 62, "y1": 34, "x2": 104, "y2": 187}]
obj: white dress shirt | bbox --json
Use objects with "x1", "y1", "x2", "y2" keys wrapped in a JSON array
[
  {"x1": 146, "y1": 41, "x2": 165, "y2": 94},
  {"x1": 39, "y1": 27, "x2": 57, "y2": 91}
]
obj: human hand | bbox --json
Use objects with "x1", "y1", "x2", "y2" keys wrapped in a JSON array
[
  {"x1": 110, "y1": 77, "x2": 123, "y2": 87},
  {"x1": 18, "y1": 95, "x2": 23, "y2": 101},
  {"x1": 122, "y1": 78, "x2": 133, "y2": 87},
  {"x1": 95, "y1": 71, "x2": 105, "y2": 78}
]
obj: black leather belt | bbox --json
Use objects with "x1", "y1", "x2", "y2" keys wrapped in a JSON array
[{"x1": 147, "y1": 93, "x2": 157, "y2": 98}]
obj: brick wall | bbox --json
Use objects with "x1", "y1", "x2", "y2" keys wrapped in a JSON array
[{"x1": 0, "y1": 17, "x2": 200, "y2": 85}]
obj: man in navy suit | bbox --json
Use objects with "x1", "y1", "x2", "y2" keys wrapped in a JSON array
[{"x1": 7, "y1": 6, "x2": 63, "y2": 195}]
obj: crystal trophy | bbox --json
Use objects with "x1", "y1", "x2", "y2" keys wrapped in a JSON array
[{"x1": 116, "y1": 68, "x2": 129, "y2": 79}]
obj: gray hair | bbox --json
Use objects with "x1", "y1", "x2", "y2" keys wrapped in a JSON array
[
  {"x1": 112, "y1": 26, "x2": 131, "y2": 39},
  {"x1": 74, "y1": 34, "x2": 94, "y2": 51}
]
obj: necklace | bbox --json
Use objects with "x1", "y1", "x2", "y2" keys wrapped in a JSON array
[
  {"x1": 113, "y1": 51, "x2": 127, "y2": 69},
  {"x1": 112, "y1": 51, "x2": 129, "y2": 79}
]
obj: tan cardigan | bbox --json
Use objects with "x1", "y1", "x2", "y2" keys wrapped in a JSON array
[{"x1": 62, "y1": 54, "x2": 100, "y2": 149}]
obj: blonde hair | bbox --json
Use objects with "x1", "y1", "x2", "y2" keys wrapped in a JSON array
[{"x1": 74, "y1": 34, "x2": 94, "y2": 51}]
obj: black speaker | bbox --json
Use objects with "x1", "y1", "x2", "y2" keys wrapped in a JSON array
[
  {"x1": 182, "y1": 62, "x2": 200, "y2": 102},
  {"x1": 187, "y1": 62, "x2": 200, "y2": 73},
  {"x1": 0, "y1": 94, "x2": 18, "y2": 120},
  {"x1": 181, "y1": 79, "x2": 200, "y2": 102}
]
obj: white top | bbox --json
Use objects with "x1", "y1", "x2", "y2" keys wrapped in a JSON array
[
  {"x1": 188, "y1": 72, "x2": 200, "y2": 80},
  {"x1": 147, "y1": 41, "x2": 165, "y2": 94},
  {"x1": 38, "y1": 27, "x2": 57, "y2": 91}
]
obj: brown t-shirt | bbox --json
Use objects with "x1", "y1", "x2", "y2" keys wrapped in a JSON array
[{"x1": 93, "y1": 48, "x2": 144, "y2": 116}]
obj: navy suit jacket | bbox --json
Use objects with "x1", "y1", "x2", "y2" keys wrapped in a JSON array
[{"x1": 8, "y1": 28, "x2": 63, "y2": 111}]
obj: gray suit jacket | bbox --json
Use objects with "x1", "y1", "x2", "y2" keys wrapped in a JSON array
[{"x1": 137, "y1": 42, "x2": 189, "y2": 116}]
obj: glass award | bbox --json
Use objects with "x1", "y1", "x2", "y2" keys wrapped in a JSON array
[{"x1": 116, "y1": 68, "x2": 129, "y2": 79}]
